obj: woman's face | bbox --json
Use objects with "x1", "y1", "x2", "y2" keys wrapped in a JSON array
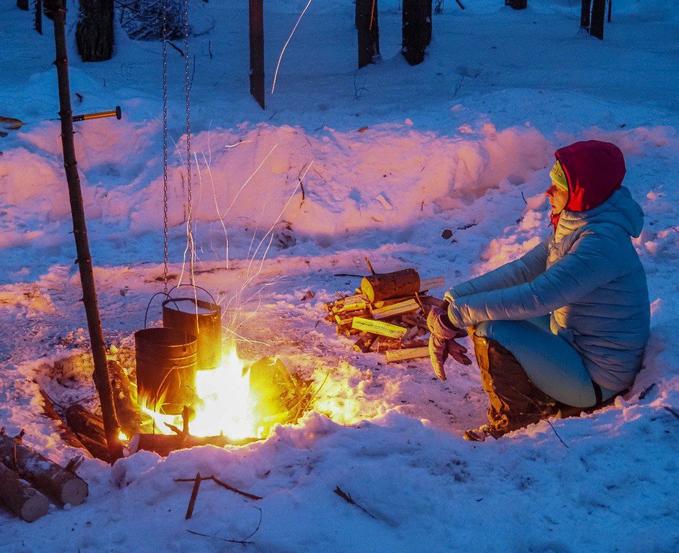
[{"x1": 546, "y1": 183, "x2": 569, "y2": 215}]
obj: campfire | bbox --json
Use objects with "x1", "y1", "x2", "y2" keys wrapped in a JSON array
[{"x1": 135, "y1": 345, "x2": 311, "y2": 444}]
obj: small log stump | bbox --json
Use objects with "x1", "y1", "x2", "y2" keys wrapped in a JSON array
[{"x1": 0, "y1": 463, "x2": 49, "y2": 522}]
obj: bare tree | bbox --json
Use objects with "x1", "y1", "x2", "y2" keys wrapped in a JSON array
[
  {"x1": 76, "y1": 0, "x2": 114, "y2": 61},
  {"x1": 356, "y1": 0, "x2": 380, "y2": 69}
]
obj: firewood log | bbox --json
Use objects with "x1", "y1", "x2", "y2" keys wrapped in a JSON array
[
  {"x1": 127, "y1": 433, "x2": 256, "y2": 457},
  {"x1": 385, "y1": 346, "x2": 430, "y2": 363},
  {"x1": 360, "y1": 269, "x2": 420, "y2": 302},
  {"x1": 65, "y1": 404, "x2": 110, "y2": 462},
  {"x1": 370, "y1": 298, "x2": 419, "y2": 320},
  {"x1": 352, "y1": 317, "x2": 407, "y2": 339},
  {"x1": 0, "y1": 434, "x2": 88, "y2": 506},
  {"x1": 0, "y1": 462, "x2": 49, "y2": 522}
]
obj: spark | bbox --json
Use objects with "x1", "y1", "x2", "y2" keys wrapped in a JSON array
[{"x1": 271, "y1": 0, "x2": 314, "y2": 95}]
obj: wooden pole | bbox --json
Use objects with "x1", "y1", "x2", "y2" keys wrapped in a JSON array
[
  {"x1": 51, "y1": 0, "x2": 122, "y2": 461},
  {"x1": 249, "y1": 0, "x2": 265, "y2": 109}
]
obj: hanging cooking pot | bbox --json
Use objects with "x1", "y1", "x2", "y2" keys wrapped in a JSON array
[{"x1": 162, "y1": 285, "x2": 222, "y2": 371}]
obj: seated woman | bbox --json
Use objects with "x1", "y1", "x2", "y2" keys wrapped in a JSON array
[{"x1": 428, "y1": 140, "x2": 650, "y2": 441}]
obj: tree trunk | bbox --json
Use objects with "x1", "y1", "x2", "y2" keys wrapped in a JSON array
[
  {"x1": 249, "y1": 0, "x2": 265, "y2": 109},
  {"x1": 0, "y1": 434, "x2": 89, "y2": 506},
  {"x1": 75, "y1": 0, "x2": 114, "y2": 61},
  {"x1": 580, "y1": 0, "x2": 592, "y2": 29},
  {"x1": 35, "y1": 0, "x2": 43, "y2": 34},
  {"x1": 52, "y1": 0, "x2": 122, "y2": 461},
  {"x1": 505, "y1": 0, "x2": 527, "y2": 9},
  {"x1": 356, "y1": 0, "x2": 380, "y2": 69},
  {"x1": 0, "y1": 463, "x2": 49, "y2": 522},
  {"x1": 402, "y1": 0, "x2": 432, "y2": 66},
  {"x1": 590, "y1": 0, "x2": 605, "y2": 39}
]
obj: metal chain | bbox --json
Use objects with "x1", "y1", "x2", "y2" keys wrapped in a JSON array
[
  {"x1": 182, "y1": 0, "x2": 194, "y2": 285},
  {"x1": 161, "y1": 0, "x2": 170, "y2": 292}
]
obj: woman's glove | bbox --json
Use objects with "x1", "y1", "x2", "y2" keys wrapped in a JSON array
[
  {"x1": 426, "y1": 305, "x2": 471, "y2": 381},
  {"x1": 443, "y1": 290, "x2": 465, "y2": 328}
]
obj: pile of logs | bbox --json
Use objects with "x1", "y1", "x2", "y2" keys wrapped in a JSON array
[
  {"x1": 325, "y1": 268, "x2": 445, "y2": 363},
  {"x1": 0, "y1": 430, "x2": 88, "y2": 522}
]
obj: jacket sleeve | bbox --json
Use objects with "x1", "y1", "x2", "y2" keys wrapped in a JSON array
[
  {"x1": 452, "y1": 230, "x2": 627, "y2": 326},
  {"x1": 450, "y1": 240, "x2": 548, "y2": 299}
]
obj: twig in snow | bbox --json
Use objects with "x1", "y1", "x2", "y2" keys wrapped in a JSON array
[
  {"x1": 455, "y1": 0, "x2": 466, "y2": 10},
  {"x1": 167, "y1": 41, "x2": 186, "y2": 58},
  {"x1": 333, "y1": 273, "x2": 364, "y2": 278},
  {"x1": 364, "y1": 257, "x2": 376, "y2": 275},
  {"x1": 185, "y1": 472, "x2": 202, "y2": 519},
  {"x1": 520, "y1": 191, "x2": 527, "y2": 205},
  {"x1": 334, "y1": 485, "x2": 377, "y2": 520},
  {"x1": 638, "y1": 382, "x2": 656, "y2": 400},
  {"x1": 65, "y1": 455, "x2": 84, "y2": 473},
  {"x1": 546, "y1": 420, "x2": 569, "y2": 448},
  {"x1": 211, "y1": 476, "x2": 263, "y2": 501},
  {"x1": 175, "y1": 475, "x2": 262, "y2": 500},
  {"x1": 185, "y1": 507, "x2": 262, "y2": 545},
  {"x1": 187, "y1": 529, "x2": 254, "y2": 545},
  {"x1": 297, "y1": 163, "x2": 309, "y2": 208},
  {"x1": 456, "y1": 222, "x2": 478, "y2": 231},
  {"x1": 664, "y1": 406, "x2": 679, "y2": 421}
]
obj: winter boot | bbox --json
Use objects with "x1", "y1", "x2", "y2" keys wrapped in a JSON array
[{"x1": 466, "y1": 334, "x2": 559, "y2": 440}]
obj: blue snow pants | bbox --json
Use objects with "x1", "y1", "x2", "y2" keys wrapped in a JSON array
[{"x1": 475, "y1": 317, "x2": 617, "y2": 408}]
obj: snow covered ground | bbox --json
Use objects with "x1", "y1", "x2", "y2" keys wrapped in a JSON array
[{"x1": 1, "y1": 0, "x2": 678, "y2": 551}]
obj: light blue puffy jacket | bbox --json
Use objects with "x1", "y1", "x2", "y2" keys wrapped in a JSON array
[{"x1": 449, "y1": 186, "x2": 650, "y2": 392}]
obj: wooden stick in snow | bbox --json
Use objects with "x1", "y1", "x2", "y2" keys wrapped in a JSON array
[
  {"x1": 0, "y1": 433, "x2": 88, "y2": 506},
  {"x1": 0, "y1": 463, "x2": 49, "y2": 522},
  {"x1": 185, "y1": 472, "x2": 202, "y2": 519}
]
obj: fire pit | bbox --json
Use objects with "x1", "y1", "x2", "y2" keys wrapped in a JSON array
[{"x1": 127, "y1": 345, "x2": 313, "y2": 456}]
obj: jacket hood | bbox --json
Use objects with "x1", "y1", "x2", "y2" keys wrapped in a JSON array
[
  {"x1": 555, "y1": 140, "x2": 626, "y2": 212},
  {"x1": 557, "y1": 186, "x2": 644, "y2": 239}
]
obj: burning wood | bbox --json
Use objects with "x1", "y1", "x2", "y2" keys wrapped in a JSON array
[{"x1": 325, "y1": 269, "x2": 448, "y2": 363}]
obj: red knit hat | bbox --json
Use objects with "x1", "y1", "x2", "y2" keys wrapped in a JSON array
[{"x1": 554, "y1": 140, "x2": 626, "y2": 212}]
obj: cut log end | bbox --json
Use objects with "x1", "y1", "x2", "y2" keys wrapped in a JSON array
[
  {"x1": 20, "y1": 492, "x2": 50, "y2": 522},
  {"x1": 60, "y1": 478, "x2": 88, "y2": 506}
]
